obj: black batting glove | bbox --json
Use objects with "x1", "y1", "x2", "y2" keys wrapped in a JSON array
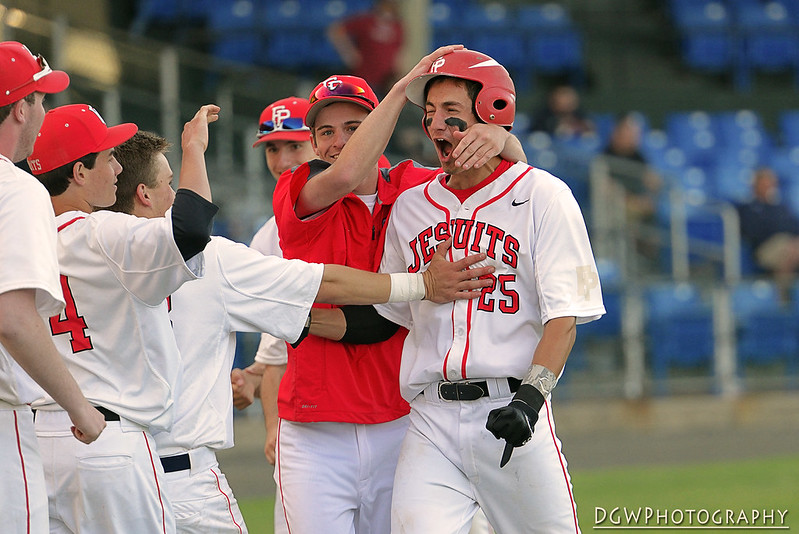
[{"x1": 485, "y1": 384, "x2": 546, "y2": 467}]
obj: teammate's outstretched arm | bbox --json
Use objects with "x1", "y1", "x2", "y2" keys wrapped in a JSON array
[
  {"x1": 315, "y1": 238, "x2": 493, "y2": 305},
  {"x1": 171, "y1": 105, "x2": 220, "y2": 260},
  {"x1": 176, "y1": 104, "x2": 220, "y2": 201},
  {"x1": 295, "y1": 45, "x2": 464, "y2": 217},
  {"x1": 0, "y1": 289, "x2": 106, "y2": 444}
]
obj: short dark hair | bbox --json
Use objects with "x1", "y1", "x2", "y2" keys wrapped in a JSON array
[
  {"x1": 36, "y1": 152, "x2": 100, "y2": 197},
  {"x1": 0, "y1": 92, "x2": 37, "y2": 126},
  {"x1": 107, "y1": 130, "x2": 171, "y2": 214},
  {"x1": 423, "y1": 76, "x2": 482, "y2": 122}
]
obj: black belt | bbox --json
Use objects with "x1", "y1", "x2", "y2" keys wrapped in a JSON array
[
  {"x1": 32, "y1": 405, "x2": 120, "y2": 422},
  {"x1": 160, "y1": 453, "x2": 191, "y2": 473},
  {"x1": 437, "y1": 378, "x2": 521, "y2": 401},
  {"x1": 95, "y1": 406, "x2": 120, "y2": 421}
]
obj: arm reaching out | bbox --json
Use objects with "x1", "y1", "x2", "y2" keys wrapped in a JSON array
[
  {"x1": 177, "y1": 104, "x2": 220, "y2": 201},
  {"x1": 314, "y1": 239, "x2": 493, "y2": 305},
  {"x1": 294, "y1": 45, "x2": 465, "y2": 218}
]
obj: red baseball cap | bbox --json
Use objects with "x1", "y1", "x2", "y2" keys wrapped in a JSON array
[
  {"x1": 27, "y1": 104, "x2": 138, "y2": 175},
  {"x1": 253, "y1": 96, "x2": 311, "y2": 147},
  {"x1": 305, "y1": 75, "x2": 379, "y2": 128},
  {"x1": 0, "y1": 41, "x2": 69, "y2": 107}
]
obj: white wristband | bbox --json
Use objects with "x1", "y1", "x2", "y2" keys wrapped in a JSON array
[{"x1": 388, "y1": 272, "x2": 426, "y2": 303}]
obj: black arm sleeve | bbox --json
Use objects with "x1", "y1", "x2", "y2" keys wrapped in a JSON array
[
  {"x1": 340, "y1": 305, "x2": 401, "y2": 344},
  {"x1": 171, "y1": 189, "x2": 219, "y2": 260}
]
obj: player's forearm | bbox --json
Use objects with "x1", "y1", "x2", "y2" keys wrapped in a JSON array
[
  {"x1": 301, "y1": 86, "x2": 407, "y2": 213},
  {"x1": 500, "y1": 134, "x2": 527, "y2": 164},
  {"x1": 531, "y1": 316, "x2": 577, "y2": 376},
  {"x1": 259, "y1": 364, "x2": 285, "y2": 433},
  {"x1": 499, "y1": 134, "x2": 527, "y2": 163},
  {"x1": 307, "y1": 308, "x2": 347, "y2": 341},
  {"x1": 177, "y1": 143, "x2": 212, "y2": 201},
  {"x1": 0, "y1": 291, "x2": 91, "y2": 414},
  {"x1": 317, "y1": 265, "x2": 391, "y2": 304}
]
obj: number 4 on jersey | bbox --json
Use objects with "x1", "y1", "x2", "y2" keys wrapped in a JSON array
[{"x1": 49, "y1": 274, "x2": 93, "y2": 353}]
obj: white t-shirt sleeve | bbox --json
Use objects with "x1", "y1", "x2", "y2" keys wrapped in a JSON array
[
  {"x1": 253, "y1": 332, "x2": 288, "y2": 365},
  {"x1": 215, "y1": 237, "x2": 323, "y2": 342},
  {"x1": 250, "y1": 216, "x2": 282, "y2": 257}
]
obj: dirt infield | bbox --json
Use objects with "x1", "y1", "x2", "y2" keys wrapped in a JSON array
[{"x1": 218, "y1": 390, "x2": 799, "y2": 499}]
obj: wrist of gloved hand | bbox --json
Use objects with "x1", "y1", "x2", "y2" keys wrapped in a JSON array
[
  {"x1": 511, "y1": 383, "x2": 546, "y2": 423},
  {"x1": 485, "y1": 384, "x2": 547, "y2": 447}
]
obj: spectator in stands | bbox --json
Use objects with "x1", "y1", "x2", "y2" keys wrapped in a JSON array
[
  {"x1": 737, "y1": 167, "x2": 799, "y2": 292},
  {"x1": 601, "y1": 112, "x2": 663, "y2": 270},
  {"x1": 603, "y1": 112, "x2": 662, "y2": 220},
  {"x1": 327, "y1": 0, "x2": 404, "y2": 98},
  {"x1": 530, "y1": 84, "x2": 595, "y2": 139}
]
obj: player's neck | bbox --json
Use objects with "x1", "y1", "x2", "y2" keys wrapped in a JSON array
[
  {"x1": 50, "y1": 192, "x2": 94, "y2": 216},
  {"x1": 446, "y1": 157, "x2": 499, "y2": 190},
  {"x1": 352, "y1": 165, "x2": 380, "y2": 196}
]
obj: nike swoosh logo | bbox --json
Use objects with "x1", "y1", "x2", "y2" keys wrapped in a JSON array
[{"x1": 511, "y1": 199, "x2": 530, "y2": 206}]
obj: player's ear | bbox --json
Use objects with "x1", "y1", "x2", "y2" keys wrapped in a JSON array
[
  {"x1": 135, "y1": 183, "x2": 151, "y2": 207},
  {"x1": 310, "y1": 131, "x2": 319, "y2": 153},
  {"x1": 70, "y1": 160, "x2": 86, "y2": 184}
]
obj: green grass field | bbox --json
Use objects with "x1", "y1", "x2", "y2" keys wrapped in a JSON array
[{"x1": 238, "y1": 453, "x2": 799, "y2": 533}]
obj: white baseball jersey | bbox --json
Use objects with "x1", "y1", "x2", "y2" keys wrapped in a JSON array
[
  {"x1": 250, "y1": 217, "x2": 291, "y2": 366},
  {"x1": 155, "y1": 235, "x2": 322, "y2": 454},
  {"x1": 0, "y1": 156, "x2": 65, "y2": 405},
  {"x1": 0, "y1": 156, "x2": 63, "y2": 534},
  {"x1": 33, "y1": 209, "x2": 203, "y2": 431},
  {"x1": 376, "y1": 161, "x2": 605, "y2": 401}
]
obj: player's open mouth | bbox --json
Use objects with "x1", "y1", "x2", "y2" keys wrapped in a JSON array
[{"x1": 435, "y1": 138, "x2": 453, "y2": 160}]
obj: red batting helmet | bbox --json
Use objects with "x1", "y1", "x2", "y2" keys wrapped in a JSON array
[
  {"x1": 405, "y1": 49, "x2": 516, "y2": 130},
  {"x1": 305, "y1": 75, "x2": 379, "y2": 128}
]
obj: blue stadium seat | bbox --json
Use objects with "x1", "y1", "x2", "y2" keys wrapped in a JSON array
[
  {"x1": 682, "y1": 32, "x2": 737, "y2": 70},
  {"x1": 729, "y1": 0, "x2": 795, "y2": 30},
  {"x1": 708, "y1": 159, "x2": 756, "y2": 202},
  {"x1": 778, "y1": 110, "x2": 799, "y2": 147},
  {"x1": 429, "y1": 1, "x2": 460, "y2": 30},
  {"x1": 713, "y1": 109, "x2": 770, "y2": 147},
  {"x1": 303, "y1": 0, "x2": 371, "y2": 30},
  {"x1": 644, "y1": 282, "x2": 715, "y2": 385},
  {"x1": 466, "y1": 33, "x2": 527, "y2": 71},
  {"x1": 527, "y1": 30, "x2": 585, "y2": 89},
  {"x1": 266, "y1": 0, "x2": 306, "y2": 30},
  {"x1": 733, "y1": 280, "x2": 799, "y2": 370},
  {"x1": 669, "y1": 0, "x2": 731, "y2": 30},
  {"x1": 516, "y1": 3, "x2": 573, "y2": 30},
  {"x1": 208, "y1": 1, "x2": 265, "y2": 66},
  {"x1": 131, "y1": 0, "x2": 215, "y2": 36},
  {"x1": 770, "y1": 146, "x2": 799, "y2": 189},
  {"x1": 665, "y1": 111, "x2": 720, "y2": 169},
  {"x1": 461, "y1": 1, "x2": 512, "y2": 31}
]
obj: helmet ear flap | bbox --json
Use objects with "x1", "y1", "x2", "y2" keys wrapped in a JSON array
[{"x1": 475, "y1": 86, "x2": 515, "y2": 130}]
